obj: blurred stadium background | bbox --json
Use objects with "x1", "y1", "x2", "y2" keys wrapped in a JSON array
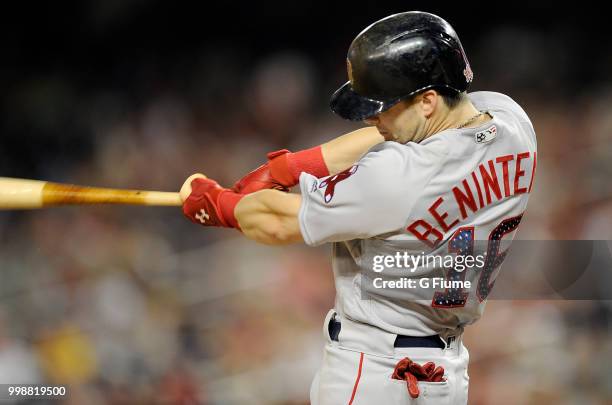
[{"x1": 0, "y1": 2, "x2": 611, "y2": 404}]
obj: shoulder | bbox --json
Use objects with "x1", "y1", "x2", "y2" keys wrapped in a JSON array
[
  {"x1": 365, "y1": 138, "x2": 450, "y2": 164},
  {"x1": 353, "y1": 140, "x2": 448, "y2": 194},
  {"x1": 468, "y1": 91, "x2": 531, "y2": 124},
  {"x1": 468, "y1": 91, "x2": 520, "y2": 109}
]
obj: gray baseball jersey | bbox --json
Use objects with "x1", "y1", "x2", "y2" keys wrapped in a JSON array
[{"x1": 298, "y1": 91, "x2": 537, "y2": 337}]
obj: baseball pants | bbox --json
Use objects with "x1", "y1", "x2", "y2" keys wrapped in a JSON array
[{"x1": 310, "y1": 312, "x2": 470, "y2": 405}]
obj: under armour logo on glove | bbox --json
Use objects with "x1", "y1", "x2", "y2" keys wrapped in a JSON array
[
  {"x1": 182, "y1": 177, "x2": 243, "y2": 229},
  {"x1": 195, "y1": 209, "x2": 210, "y2": 224},
  {"x1": 391, "y1": 357, "x2": 446, "y2": 399}
]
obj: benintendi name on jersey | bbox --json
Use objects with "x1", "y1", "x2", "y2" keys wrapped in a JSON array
[
  {"x1": 372, "y1": 277, "x2": 471, "y2": 290},
  {"x1": 407, "y1": 150, "x2": 537, "y2": 248}
]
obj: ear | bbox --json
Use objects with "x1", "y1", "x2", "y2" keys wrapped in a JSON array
[{"x1": 419, "y1": 90, "x2": 438, "y2": 118}]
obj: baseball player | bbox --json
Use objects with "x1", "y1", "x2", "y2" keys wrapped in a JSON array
[{"x1": 180, "y1": 11, "x2": 537, "y2": 404}]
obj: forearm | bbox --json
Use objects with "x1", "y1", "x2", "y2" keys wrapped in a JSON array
[
  {"x1": 235, "y1": 190, "x2": 303, "y2": 245},
  {"x1": 232, "y1": 126, "x2": 383, "y2": 194},
  {"x1": 321, "y1": 126, "x2": 384, "y2": 174},
  {"x1": 183, "y1": 129, "x2": 382, "y2": 243}
]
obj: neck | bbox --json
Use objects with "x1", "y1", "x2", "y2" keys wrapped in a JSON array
[{"x1": 421, "y1": 101, "x2": 483, "y2": 140}]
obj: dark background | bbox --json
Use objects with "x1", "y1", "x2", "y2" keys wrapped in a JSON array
[{"x1": 1, "y1": 2, "x2": 609, "y2": 178}]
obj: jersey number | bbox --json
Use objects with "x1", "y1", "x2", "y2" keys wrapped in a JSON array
[{"x1": 432, "y1": 214, "x2": 523, "y2": 308}]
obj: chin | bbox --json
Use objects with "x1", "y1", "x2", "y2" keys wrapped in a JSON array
[{"x1": 382, "y1": 133, "x2": 394, "y2": 141}]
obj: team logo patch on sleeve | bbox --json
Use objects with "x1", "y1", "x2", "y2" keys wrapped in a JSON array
[
  {"x1": 318, "y1": 165, "x2": 358, "y2": 203},
  {"x1": 475, "y1": 125, "x2": 497, "y2": 144}
]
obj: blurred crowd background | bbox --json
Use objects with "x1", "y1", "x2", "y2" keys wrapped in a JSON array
[{"x1": 0, "y1": 2, "x2": 611, "y2": 404}]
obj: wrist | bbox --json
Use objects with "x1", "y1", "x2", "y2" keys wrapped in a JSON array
[
  {"x1": 217, "y1": 190, "x2": 244, "y2": 229},
  {"x1": 269, "y1": 145, "x2": 329, "y2": 187}
]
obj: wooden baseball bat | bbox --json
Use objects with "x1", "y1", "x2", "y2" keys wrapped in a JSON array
[{"x1": 0, "y1": 177, "x2": 182, "y2": 209}]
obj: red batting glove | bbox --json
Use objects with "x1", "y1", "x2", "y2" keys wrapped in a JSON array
[
  {"x1": 183, "y1": 177, "x2": 244, "y2": 229},
  {"x1": 232, "y1": 146, "x2": 329, "y2": 194},
  {"x1": 232, "y1": 149, "x2": 292, "y2": 194},
  {"x1": 391, "y1": 357, "x2": 446, "y2": 399}
]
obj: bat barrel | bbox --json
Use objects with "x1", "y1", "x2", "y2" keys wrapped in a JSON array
[
  {"x1": 42, "y1": 183, "x2": 182, "y2": 206},
  {"x1": 0, "y1": 177, "x2": 183, "y2": 209}
]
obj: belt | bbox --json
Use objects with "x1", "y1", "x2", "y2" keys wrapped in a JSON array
[{"x1": 328, "y1": 318, "x2": 446, "y2": 349}]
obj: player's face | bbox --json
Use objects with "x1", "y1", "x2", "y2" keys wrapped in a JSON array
[{"x1": 365, "y1": 98, "x2": 425, "y2": 143}]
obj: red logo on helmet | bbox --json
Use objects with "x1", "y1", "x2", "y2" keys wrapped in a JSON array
[{"x1": 319, "y1": 165, "x2": 358, "y2": 203}]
